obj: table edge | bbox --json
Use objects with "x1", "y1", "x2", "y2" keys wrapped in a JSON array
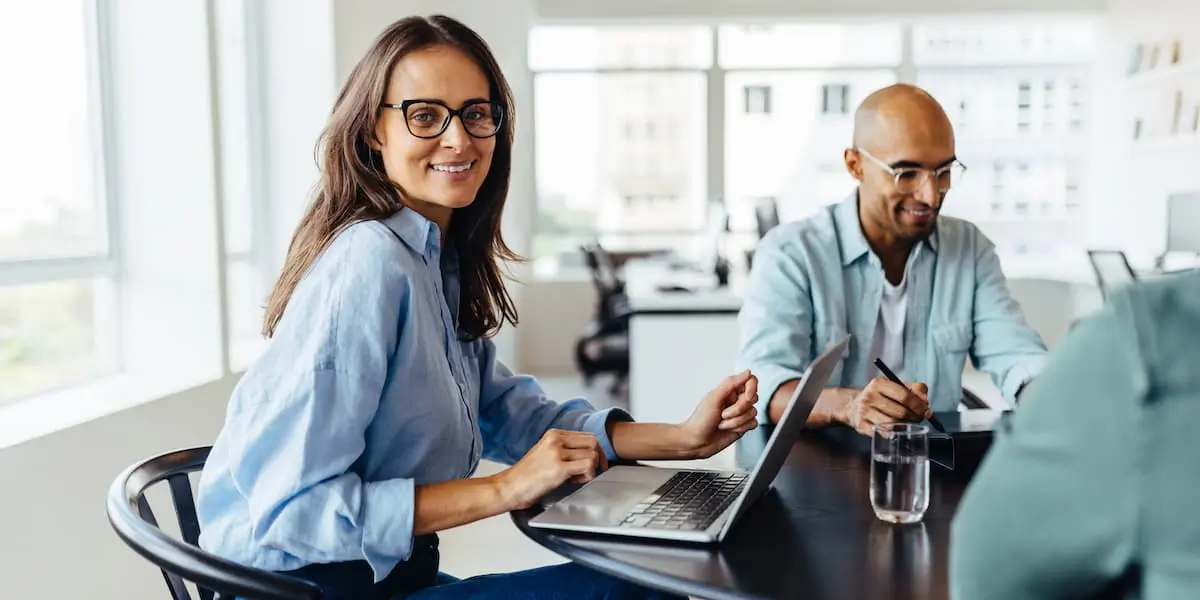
[{"x1": 509, "y1": 511, "x2": 770, "y2": 600}]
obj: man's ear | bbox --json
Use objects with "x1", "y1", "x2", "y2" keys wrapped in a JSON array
[{"x1": 843, "y1": 148, "x2": 863, "y2": 182}]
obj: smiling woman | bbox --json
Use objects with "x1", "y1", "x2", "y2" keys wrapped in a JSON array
[
  {"x1": 374, "y1": 45, "x2": 503, "y2": 233},
  {"x1": 261, "y1": 18, "x2": 519, "y2": 342},
  {"x1": 194, "y1": 13, "x2": 756, "y2": 600}
]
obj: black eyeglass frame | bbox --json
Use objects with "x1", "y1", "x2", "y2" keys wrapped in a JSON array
[{"x1": 380, "y1": 99, "x2": 505, "y2": 139}]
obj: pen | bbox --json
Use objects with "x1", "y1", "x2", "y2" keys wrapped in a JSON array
[{"x1": 872, "y1": 358, "x2": 947, "y2": 434}]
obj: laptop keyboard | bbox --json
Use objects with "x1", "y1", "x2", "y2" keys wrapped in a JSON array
[{"x1": 618, "y1": 471, "x2": 748, "y2": 531}]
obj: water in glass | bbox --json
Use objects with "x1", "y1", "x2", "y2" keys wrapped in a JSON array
[{"x1": 870, "y1": 422, "x2": 930, "y2": 524}]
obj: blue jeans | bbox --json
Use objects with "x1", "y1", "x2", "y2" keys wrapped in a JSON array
[
  {"x1": 283, "y1": 535, "x2": 685, "y2": 600},
  {"x1": 409, "y1": 563, "x2": 685, "y2": 599}
]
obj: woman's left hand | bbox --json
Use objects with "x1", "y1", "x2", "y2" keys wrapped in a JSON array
[{"x1": 676, "y1": 370, "x2": 759, "y2": 459}]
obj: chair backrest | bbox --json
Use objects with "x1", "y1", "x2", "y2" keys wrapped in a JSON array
[
  {"x1": 1087, "y1": 249, "x2": 1137, "y2": 299},
  {"x1": 107, "y1": 447, "x2": 323, "y2": 600},
  {"x1": 753, "y1": 197, "x2": 780, "y2": 239},
  {"x1": 581, "y1": 243, "x2": 623, "y2": 297},
  {"x1": 580, "y1": 244, "x2": 632, "y2": 329}
]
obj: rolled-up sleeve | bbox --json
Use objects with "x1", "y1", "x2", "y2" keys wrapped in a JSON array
[
  {"x1": 737, "y1": 234, "x2": 815, "y2": 423},
  {"x1": 969, "y1": 233, "x2": 1049, "y2": 402},
  {"x1": 475, "y1": 338, "x2": 632, "y2": 464},
  {"x1": 219, "y1": 227, "x2": 416, "y2": 582}
]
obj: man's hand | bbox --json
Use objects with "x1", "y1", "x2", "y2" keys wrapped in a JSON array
[{"x1": 836, "y1": 378, "x2": 930, "y2": 436}]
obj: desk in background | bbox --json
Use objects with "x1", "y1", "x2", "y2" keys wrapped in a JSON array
[{"x1": 622, "y1": 259, "x2": 742, "y2": 425}]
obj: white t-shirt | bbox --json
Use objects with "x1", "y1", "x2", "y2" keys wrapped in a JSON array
[{"x1": 868, "y1": 271, "x2": 908, "y2": 381}]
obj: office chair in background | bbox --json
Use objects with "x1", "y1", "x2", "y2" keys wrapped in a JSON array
[
  {"x1": 745, "y1": 197, "x2": 781, "y2": 270},
  {"x1": 1086, "y1": 249, "x2": 1137, "y2": 300},
  {"x1": 575, "y1": 243, "x2": 632, "y2": 396},
  {"x1": 753, "y1": 197, "x2": 780, "y2": 239}
]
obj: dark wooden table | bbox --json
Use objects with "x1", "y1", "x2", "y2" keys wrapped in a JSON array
[{"x1": 512, "y1": 425, "x2": 973, "y2": 600}]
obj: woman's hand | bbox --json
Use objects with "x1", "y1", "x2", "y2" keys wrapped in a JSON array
[
  {"x1": 675, "y1": 370, "x2": 759, "y2": 459},
  {"x1": 494, "y1": 429, "x2": 608, "y2": 510}
]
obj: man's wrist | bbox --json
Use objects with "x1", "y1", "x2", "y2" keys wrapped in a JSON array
[{"x1": 811, "y1": 387, "x2": 854, "y2": 428}]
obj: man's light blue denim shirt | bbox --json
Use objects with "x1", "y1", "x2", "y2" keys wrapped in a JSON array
[
  {"x1": 196, "y1": 208, "x2": 631, "y2": 582},
  {"x1": 738, "y1": 191, "x2": 1048, "y2": 418}
]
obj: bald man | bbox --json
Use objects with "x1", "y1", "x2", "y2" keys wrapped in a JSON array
[{"x1": 738, "y1": 84, "x2": 1047, "y2": 435}]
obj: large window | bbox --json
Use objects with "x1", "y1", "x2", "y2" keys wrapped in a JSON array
[
  {"x1": 0, "y1": 1, "x2": 280, "y2": 408},
  {"x1": 530, "y1": 26, "x2": 710, "y2": 259},
  {"x1": 914, "y1": 18, "x2": 1096, "y2": 258},
  {"x1": 0, "y1": 1, "x2": 116, "y2": 403},
  {"x1": 529, "y1": 17, "x2": 1097, "y2": 266},
  {"x1": 213, "y1": 0, "x2": 272, "y2": 370}
]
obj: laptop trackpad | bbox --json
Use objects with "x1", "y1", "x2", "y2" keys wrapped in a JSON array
[
  {"x1": 596, "y1": 465, "x2": 676, "y2": 485},
  {"x1": 547, "y1": 476, "x2": 667, "y2": 527}
]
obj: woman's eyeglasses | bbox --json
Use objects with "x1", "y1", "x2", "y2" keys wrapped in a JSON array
[{"x1": 381, "y1": 99, "x2": 504, "y2": 139}]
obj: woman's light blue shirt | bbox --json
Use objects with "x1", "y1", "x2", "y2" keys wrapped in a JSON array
[{"x1": 196, "y1": 208, "x2": 630, "y2": 582}]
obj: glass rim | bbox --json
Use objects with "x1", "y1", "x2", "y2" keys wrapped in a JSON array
[{"x1": 873, "y1": 422, "x2": 929, "y2": 436}]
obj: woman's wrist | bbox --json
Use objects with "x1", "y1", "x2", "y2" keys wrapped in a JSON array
[{"x1": 610, "y1": 421, "x2": 700, "y2": 461}]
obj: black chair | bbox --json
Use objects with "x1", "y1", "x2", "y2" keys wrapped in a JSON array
[
  {"x1": 1087, "y1": 249, "x2": 1137, "y2": 300},
  {"x1": 107, "y1": 446, "x2": 323, "y2": 600},
  {"x1": 753, "y1": 196, "x2": 780, "y2": 240},
  {"x1": 575, "y1": 243, "x2": 632, "y2": 396}
]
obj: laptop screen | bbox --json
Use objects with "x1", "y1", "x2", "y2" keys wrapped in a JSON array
[{"x1": 718, "y1": 336, "x2": 850, "y2": 537}]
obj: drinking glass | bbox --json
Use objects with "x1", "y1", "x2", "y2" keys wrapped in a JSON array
[{"x1": 870, "y1": 422, "x2": 930, "y2": 524}]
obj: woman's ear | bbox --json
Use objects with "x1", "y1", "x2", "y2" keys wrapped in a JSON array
[{"x1": 370, "y1": 116, "x2": 387, "y2": 151}]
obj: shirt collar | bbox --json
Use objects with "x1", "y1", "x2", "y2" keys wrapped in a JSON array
[
  {"x1": 381, "y1": 206, "x2": 439, "y2": 258},
  {"x1": 833, "y1": 188, "x2": 939, "y2": 267},
  {"x1": 833, "y1": 191, "x2": 871, "y2": 267}
]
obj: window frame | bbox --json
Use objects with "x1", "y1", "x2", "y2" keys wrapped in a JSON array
[
  {"x1": 0, "y1": 0, "x2": 122, "y2": 405},
  {"x1": 211, "y1": 0, "x2": 274, "y2": 372},
  {"x1": 0, "y1": 0, "x2": 279, "y2": 407},
  {"x1": 528, "y1": 18, "x2": 1097, "y2": 267},
  {"x1": 528, "y1": 23, "x2": 905, "y2": 258}
]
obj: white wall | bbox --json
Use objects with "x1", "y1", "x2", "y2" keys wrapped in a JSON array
[
  {"x1": 519, "y1": 277, "x2": 595, "y2": 373},
  {"x1": 258, "y1": 0, "x2": 338, "y2": 276},
  {"x1": 108, "y1": 0, "x2": 225, "y2": 387},
  {"x1": 0, "y1": 376, "x2": 236, "y2": 599},
  {"x1": 1086, "y1": 0, "x2": 1200, "y2": 262}
]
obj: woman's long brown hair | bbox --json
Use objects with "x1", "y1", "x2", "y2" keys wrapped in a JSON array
[{"x1": 261, "y1": 15, "x2": 519, "y2": 341}]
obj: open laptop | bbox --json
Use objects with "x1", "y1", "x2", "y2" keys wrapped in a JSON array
[{"x1": 528, "y1": 336, "x2": 850, "y2": 543}]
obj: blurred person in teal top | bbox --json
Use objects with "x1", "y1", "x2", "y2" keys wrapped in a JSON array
[
  {"x1": 952, "y1": 270, "x2": 1200, "y2": 599},
  {"x1": 195, "y1": 15, "x2": 759, "y2": 600},
  {"x1": 738, "y1": 84, "x2": 1047, "y2": 436}
]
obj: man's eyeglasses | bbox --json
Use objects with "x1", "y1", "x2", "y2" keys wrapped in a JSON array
[
  {"x1": 855, "y1": 147, "x2": 967, "y2": 195},
  {"x1": 381, "y1": 99, "x2": 504, "y2": 139}
]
